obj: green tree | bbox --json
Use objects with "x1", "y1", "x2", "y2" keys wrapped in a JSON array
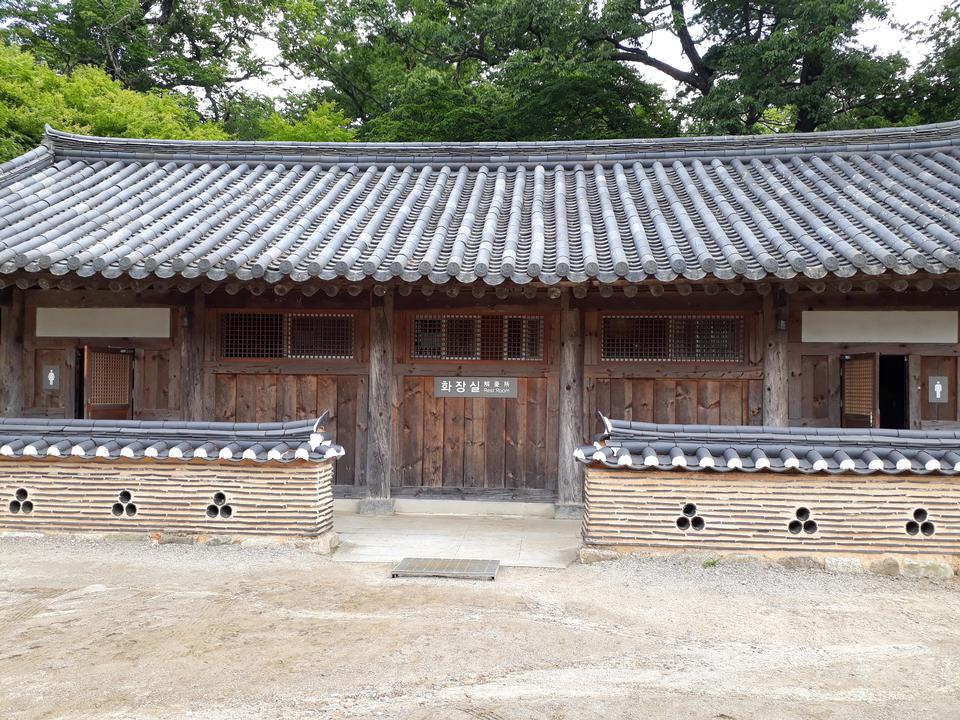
[
  {"x1": 599, "y1": 0, "x2": 908, "y2": 133},
  {"x1": 906, "y1": 1, "x2": 960, "y2": 124},
  {"x1": 0, "y1": 0, "x2": 280, "y2": 117},
  {"x1": 0, "y1": 43, "x2": 226, "y2": 162},
  {"x1": 278, "y1": 0, "x2": 677, "y2": 141}
]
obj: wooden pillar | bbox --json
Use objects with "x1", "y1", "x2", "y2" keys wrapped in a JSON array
[
  {"x1": 180, "y1": 290, "x2": 206, "y2": 421},
  {"x1": 908, "y1": 354, "x2": 922, "y2": 430},
  {"x1": 0, "y1": 289, "x2": 24, "y2": 416},
  {"x1": 762, "y1": 290, "x2": 789, "y2": 426},
  {"x1": 556, "y1": 289, "x2": 585, "y2": 516},
  {"x1": 361, "y1": 290, "x2": 395, "y2": 514}
]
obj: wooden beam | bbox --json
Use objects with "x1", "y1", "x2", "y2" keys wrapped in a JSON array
[
  {"x1": 557, "y1": 290, "x2": 584, "y2": 514},
  {"x1": 362, "y1": 290, "x2": 395, "y2": 512},
  {"x1": 0, "y1": 289, "x2": 23, "y2": 415},
  {"x1": 181, "y1": 290, "x2": 206, "y2": 421},
  {"x1": 762, "y1": 290, "x2": 788, "y2": 426},
  {"x1": 908, "y1": 354, "x2": 922, "y2": 430}
]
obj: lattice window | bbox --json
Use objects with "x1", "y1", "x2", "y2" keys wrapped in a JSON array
[
  {"x1": 219, "y1": 312, "x2": 354, "y2": 360},
  {"x1": 412, "y1": 314, "x2": 544, "y2": 361},
  {"x1": 843, "y1": 356, "x2": 875, "y2": 416},
  {"x1": 601, "y1": 314, "x2": 745, "y2": 362},
  {"x1": 88, "y1": 351, "x2": 131, "y2": 405},
  {"x1": 288, "y1": 314, "x2": 353, "y2": 359}
]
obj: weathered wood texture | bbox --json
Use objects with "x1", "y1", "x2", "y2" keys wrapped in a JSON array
[
  {"x1": 583, "y1": 467, "x2": 960, "y2": 556},
  {"x1": 584, "y1": 378, "x2": 762, "y2": 438},
  {"x1": 396, "y1": 376, "x2": 557, "y2": 491},
  {"x1": 211, "y1": 372, "x2": 365, "y2": 487},
  {"x1": 366, "y1": 292, "x2": 394, "y2": 499},
  {"x1": 762, "y1": 292, "x2": 788, "y2": 425},
  {"x1": 181, "y1": 290, "x2": 205, "y2": 421},
  {"x1": 0, "y1": 459, "x2": 334, "y2": 537},
  {"x1": 557, "y1": 291, "x2": 584, "y2": 506},
  {"x1": 582, "y1": 309, "x2": 764, "y2": 438},
  {"x1": 0, "y1": 290, "x2": 24, "y2": 416}
]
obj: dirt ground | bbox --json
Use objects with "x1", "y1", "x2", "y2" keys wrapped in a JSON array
[{"x1": 0, "y1": 536, "x2": 958, "y2": 720}]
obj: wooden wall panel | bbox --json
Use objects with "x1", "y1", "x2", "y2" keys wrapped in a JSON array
[
  {"x1": 209, "y1": 372, "x2": 363, "y2": 487},
  {"x1": 395, "y1": 376, "x2": 557, "y2": 492},
  {"x1": 136, "y1": 348, "x2": 180, "y2": 419},
  {"x1": 584, "y1": 467, "x2": 960, "y2": 557},
  {"x1": 587, "y1": 378, "x2": 756, "y2": 428},
  {"x1": 921, "y1": 356, "x2": 958, "y2": 424}
]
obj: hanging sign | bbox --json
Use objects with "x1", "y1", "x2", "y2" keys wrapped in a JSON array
[
  {"x1": 929, "y1": 376, "x2": 949, "y2": 404},
  {"x1": 434, "y1": 377, "x2": 518, "y2": 398}
]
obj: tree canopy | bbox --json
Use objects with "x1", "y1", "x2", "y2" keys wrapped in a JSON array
[{"x1": 0, "y1": 0, "x2": 959, "y2": 152}]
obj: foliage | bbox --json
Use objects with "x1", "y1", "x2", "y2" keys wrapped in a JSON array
[
  {"x1": 0, "y1": 43, "x2": 226, "y2": 162},
  {"x1": 277, "y1": 0, "x2": 678, "y2": 141},
  {"x1": 0, "y1": 0, "x2": 280, "y2": 115},
  {"x1": 600, "y1": 0, "x2": 908, "y2": 133},
  {"x1": 906, "y1": 1, "x2": 960, "y2": 124}
]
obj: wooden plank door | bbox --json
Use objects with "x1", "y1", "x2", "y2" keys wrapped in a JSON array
[
  {"x1": 84, "y1": 347, "x2": 133, "y2": 420},
  {"x1": 841, "y1": 352, "x2": 878, "y2": 428}
]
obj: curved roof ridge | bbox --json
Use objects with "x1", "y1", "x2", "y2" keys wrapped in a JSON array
[{"x1": 43, "y1": 121, "x2": 960, "y2": 167}]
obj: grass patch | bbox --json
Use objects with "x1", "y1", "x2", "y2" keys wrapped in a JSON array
[{"x1": 702, "y1": 557, "x2": 721, "y2": 568}]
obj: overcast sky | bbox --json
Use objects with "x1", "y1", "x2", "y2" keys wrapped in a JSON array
[{"x1": 245, "y1": 0, "x2": 949, "y2": 98}]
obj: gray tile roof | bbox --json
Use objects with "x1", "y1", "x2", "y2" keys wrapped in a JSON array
[
  {"x1": 3, "y1": 123, "x2": 960, "y2": 285},
  {"x1": 0, "y1": 414, "x2": 344, "y2": 464},
  {"x1": 576, "y1": 414, "x2": 960, "y2": 475}
]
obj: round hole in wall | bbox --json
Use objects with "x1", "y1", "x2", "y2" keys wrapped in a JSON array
[
  {"x1": 112, "y1": 503, "x2": 124, "y2": 517},
  {"x1": 206, "y1": 504, "x2": 219, "y2": 518},
  {"x1": 921, "y1": 521, "x2": 936, "y2": 536},
  {"x1": 20, "y1": 501, "x2": 33, "y2": 514},
  {"x1": 15, "y1": 488, "x2": 28, "y2": 502},
  {"x1": 691, "y1": 516, "x2": 705, "y2": 531},
  {"x1": 220, "y1": 505, "x2": 233, "y2": 519},
  {"x1": 788, "y1": 520, "x2": 803, "y2": 534},
  {"x1": 803, "y1": 520, "x2": 818, "y2": 534},
  {"x1": 8, "y1": 500, "x2": 20, "y2": 513},
  {"x1": 676, "y1": 516, "x2": 690, "y2": 531},
  {"x1": 906, "y1": 520, "x2": 920, "y2": 535},
  {"x1": 913, "y1": 508, "x2": 928, "y2": 522},
  {"x1": 795, "y1": 507, "x2": 811, "y2": 522},
  {"x1": 125, "y1": 503, "x2": 137, "y2": 517},
  {"x1": 119, "y1": 490, "x2": 132, "y2": 504},
  {"x1": 682, "y1": 503, "x2": 697, "y2": 517},
  {"x1": 213, "y1": 492, "x2": 227, "y2": 507}
]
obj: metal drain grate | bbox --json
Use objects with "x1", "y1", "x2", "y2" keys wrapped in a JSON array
[{"x1": 390, "y1": 557, "x2": 499, "y2": 581}]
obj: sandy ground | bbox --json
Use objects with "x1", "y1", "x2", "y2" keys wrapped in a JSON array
[{"x1": 0, "y1": 536, "x2": 958, "y2": 719}]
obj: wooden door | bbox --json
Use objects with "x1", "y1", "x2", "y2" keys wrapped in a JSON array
[
  {"x1": 84, "y1": 347, "x2": 133, "y2": 420},
  {"x1": 841, "y1": 353, "x2": 878, "y2": 428}
]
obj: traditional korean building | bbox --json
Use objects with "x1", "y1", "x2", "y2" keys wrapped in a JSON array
[{"x1": 3, "y1": 122, "x2": 960, "y2": 518}]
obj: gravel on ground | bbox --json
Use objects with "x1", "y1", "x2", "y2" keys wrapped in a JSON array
[{"x1": 0, "y1": 535, "x2": 957, "y2": 719}]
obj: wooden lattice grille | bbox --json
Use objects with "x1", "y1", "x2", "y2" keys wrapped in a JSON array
[
  {"x1": 601, "y1": 314, "x2": 745, "y2": 362},
  {"x1": 843, "y1": 356, "x2": 875, "y2": 417},
  {"x1": 88, "y1": 351, "x2": 131, "y2": 405},
  {"x1": 219, "y1": 312, "x2": 354, "y2": 360},
  {"x1": 412, "y1": 314, "x2": 544, "y2": 361}
]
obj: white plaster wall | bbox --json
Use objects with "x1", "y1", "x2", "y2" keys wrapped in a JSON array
[
  {"x1": 36, "y1": 308, "x2": 171, "y2": 338},
  {"x1": 801, "y1": 310, "x2": 958, "y2": 343}
]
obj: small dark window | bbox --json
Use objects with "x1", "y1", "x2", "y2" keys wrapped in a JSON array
[
  {"x1": 412, "y1": 314, "x2": 543, "y2": 361},
  {"x1": 602, "y1": 314, "x2": 744, "y2": 362},
  {"x1": 220, "y1": 312, "x2": 354, "y2": 360},
  {"x1": 221, "y1": 313, "x2": 284, "y2": 359},
  {"x1": 288, "y1": 314, "x2": 353, "y2": 359}
]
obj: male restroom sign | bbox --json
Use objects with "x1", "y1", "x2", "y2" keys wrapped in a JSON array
[{"x1": 929, "y1": 376, "x2": 949, "y2": 404}]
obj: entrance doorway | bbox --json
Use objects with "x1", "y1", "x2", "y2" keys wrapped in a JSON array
[
  {"x1": 77, "y1": 347, "x2": 134, "y2": 420},
  {"x1": 841, "y1": 352, "x2": 909, "y2": 429},
  {"x1": 878, "y1": 355, "x2": 909, "y2": 429}
]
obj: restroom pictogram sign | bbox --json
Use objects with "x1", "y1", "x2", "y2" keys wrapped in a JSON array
[{"x1": 929, "y1": 375, "x2": 949, "y2": 404}]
